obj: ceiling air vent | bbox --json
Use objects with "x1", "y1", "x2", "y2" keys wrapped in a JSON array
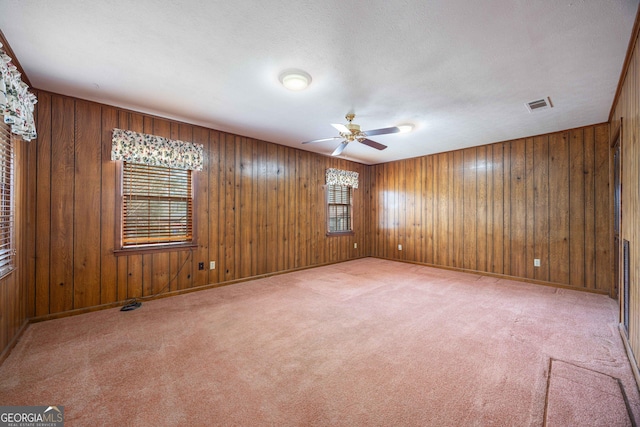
[{"x1": 525, "y1": 97, "x2": 553, "y2": 112}]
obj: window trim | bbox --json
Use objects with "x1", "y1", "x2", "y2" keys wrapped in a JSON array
[
  {"x1": 0, "y1": 121, "x2": 15, "y2": 278},
  {"x1": 114, "y1": 160, "x2": 197, "y2": 255},
  {"x1": 326, "y1": 184, "x2": 354, "y2": 236}
]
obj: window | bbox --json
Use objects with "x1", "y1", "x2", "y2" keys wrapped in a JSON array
[
  {"x1": 0, "y1": 121, "x2": 14, "y2": 277},
  {"x1": 119, "y1": 162, "x2": 193, "y2": 248},
  {"x1": 327, "y1": 184, "x2": 352, "y2": 234}
]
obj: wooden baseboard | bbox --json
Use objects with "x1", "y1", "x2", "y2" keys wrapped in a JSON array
[
  {"x1": 29, "y1": 256, "x2": 371, "y2": 323},
  {"x1": 373, "y1": 256, "x2": 610, "y2": 296},
  {"x1": 0, "y1": 320, "x2": 29, "y2": 366},
  {"x1": 619, "y1": 323, "x2": 640, "y2": 392}
]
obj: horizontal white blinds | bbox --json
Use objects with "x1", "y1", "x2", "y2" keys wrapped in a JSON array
[
  {"x1": 122, "y1": 162, "x2": 193, "y2": 246},
  {"x1": 327, "y1": 184, "x2": 351, "y2": 233},
  {"x1": 0, "y1": 121, "x2": 14, "y2": 276}
]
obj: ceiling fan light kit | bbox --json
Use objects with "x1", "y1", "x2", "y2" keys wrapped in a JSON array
[
  {"x1": 279, "y1": 69, "x2": 312, "y2": 91},
  {"x1": 303, "y1": 113, "x2": 414, "y2": 156}
]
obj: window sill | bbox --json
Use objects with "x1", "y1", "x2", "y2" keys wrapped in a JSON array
[
  {"x1": 326, "y1": 231, "x2": 355, "y2": 237},
  {"x1": 113, "y1": 242, "x2": 197, "y2": 256}
]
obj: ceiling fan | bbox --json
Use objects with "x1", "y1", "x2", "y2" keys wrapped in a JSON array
[{"x1": 302, "y1": 113, "x2": 407, "y2": 156}]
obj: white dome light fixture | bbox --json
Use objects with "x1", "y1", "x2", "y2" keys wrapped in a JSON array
[
  {"x1": 397, "y1": 124, "x2": 414, "y2": 133},
  {"x1": 279, "y1": 69, "x2": 312, "y2": 91}
]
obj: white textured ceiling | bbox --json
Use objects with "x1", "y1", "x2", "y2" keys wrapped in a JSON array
[{"x1": 0, "y1": 0, "x2": 637, "y2": 164}]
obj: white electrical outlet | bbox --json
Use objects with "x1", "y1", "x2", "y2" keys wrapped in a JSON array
[
  {"x1": 534, "y1": 259, "x2": 540, "y2": 267},
  {"x1": 354, "y1": 243, "x2": 358, "y2": 249},
  {"x1": 398, "y1": 244, "x2": 403, "y2": 251},
  {"x1": 210, "y1": 261, "x2": 216, "y2": 270}
]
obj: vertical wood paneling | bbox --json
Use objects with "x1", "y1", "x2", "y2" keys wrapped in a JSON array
[
  {"x1": 486, "y1": 145, "x2": 495, "y2": 273},
  {"x1": 34, "y1": 92, "x2": 51, "y2": 316},
  {"x1": 452, "y1": 150, "x2": 464, "y2": 268},
  {"x1": 476, "y1": 146, "x2": 487, "y2": 273},
  {"x1": 424, "y1": 156, "x2": 433, "y2": 264},
  {"x1": 25, "y1": 110, "x2": 37, "y2": 319},
  {"x1": 447, "y1": 152, "x2": 455, "y2": 267},
  {"x1": 533, "y1": 136, "x2": 550, "y2": 282},
  {"x1": 265, "y1": 143, "x2": 276, "y2": 272},
  {"x1": 386, "y1": 162, "x2": 395, "y2": 259},
  {"x1": 276, "y1": 145, "x2": 287, "y2": 272},
  {"x1": 549, "y1": 132, "x2": 570, "y2": 284},
  {"x1": 222, "y1": 133, "x2": 235, "y2": 281},
  {"x1": 569, "y1": 128, "x2": 586, "y2": 287},
  {"x1": 583, "y1": 127, "x2": 596, "y2": 290},
  {"x1": 100, "y1": 107, "x2": 118, "y2": 304},
  {"x1": 74, "y1": 100, "x2": 102, "y2": 309},
  {"x1": 308, "y1": 153, "x2": 319, "y2": 266},
  {"x1": 398, "y1": 160, "x2": 407, "y2": 260},
  {"x1": 463, "y1": 148, "x2": 477, "y2": 271},
  {"x1": 193, "y1": 126, "x2": 209, "y2": 288},
  {"x1": 524, "y1": 138, "x2": 535, "y2": 280},
  {"x1": 510, "y1": 139, "x2": 526, "y2": 278},
  {"x1": 369, "y1": 125, "x2": 610, "y2": 294},
  {"x1": 207, "y1": 130, "x2": 220, "y2": 284},
  {"x1": 405, "y1": 158, "x2": 416, "y2": 261},
  {"x1": 286, "y1": 147, "x2": 296, "y2": 268},
  {"x1": 503, "y1": 143, "x2": 511, "y2": 277},
  {"x1": 594, "y1": 124, "x2": 611, "y2": 293},
  {"x1": 239, "y1": 137, "x2": 252, "y2": 278},
  {"x1": 490, "y1": 144, "x2": 504, "y2": 274},
  {"x1": 49, "y1": 96, "x2": 75, "y2": 313}
]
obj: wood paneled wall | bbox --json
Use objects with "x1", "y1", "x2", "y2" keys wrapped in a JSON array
[
  {"x1": 610, "y1": 4, "x2": 640, "y2": 378},
  {"x1": 27, "y1": 91, "x2": 370, "y2": 317},
  {"x1": 370, "y1": 124, "x2": 611, "y2": 292}
]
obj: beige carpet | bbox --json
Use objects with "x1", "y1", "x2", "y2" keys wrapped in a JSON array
[{"x1": 0, "y1": 258, "x2": 638, "y2": 426}]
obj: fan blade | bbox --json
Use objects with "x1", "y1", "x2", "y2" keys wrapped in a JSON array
[
  {"x1": 331, "y1": 123, "x2": 351, "y2": 134},
  {"x1": 359, "y1": 138, "x2": 387, "y2": 151},
  {"x1": 363, "y1": 126, "x2": 401, "y2": 137},
  {"x1": 331, "y1": 141, "x2": 349, "y2": 156},
  {"x1": 302, "y1": 136, "x2": 341, "y2": 144}
]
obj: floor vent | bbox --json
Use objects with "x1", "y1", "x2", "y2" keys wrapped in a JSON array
[{"x1": 526, "y1": 97, "x2": 553, "y2": 112}]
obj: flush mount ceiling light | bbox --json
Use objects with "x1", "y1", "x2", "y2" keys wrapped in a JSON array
[
  {"x1": 279, "y1": 69, "x2": 312, "y2": 91},
  {"x1": 397, "y1": 124, "x2": 414, "y2": 133}
]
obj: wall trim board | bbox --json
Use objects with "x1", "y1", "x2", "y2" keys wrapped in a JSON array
[
  {"x1": 0, "y1": 319, "x2": 29, "y2": 366},
  {"x1": 366, "y1": 122, "x2": 610, "y2": 167},
  {"x1": 31, "y1": 88, "x2": 371, "y2": 168},
  {"x1": 371, "y1": 256, "x2": 610, "y2": 296},
  {"x1": 619, "y1": 323, "x2": 640, "y2": 392},
  {"x1": 27, "y1": 256, "x2": 371, "y2": 324}
]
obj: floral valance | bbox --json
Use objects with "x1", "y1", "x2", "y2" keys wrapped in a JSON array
[
  {"x1": 326, "y1": 168, "x2": 359, "y2": 189},
  {"x1": 111, "y1": 128, "x2": 204, "y2": 171},
  {"x1": 0, "y1": 43, "x2": 37, "y2": 141}
]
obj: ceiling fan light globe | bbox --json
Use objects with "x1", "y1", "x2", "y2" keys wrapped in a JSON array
[{"x1": 398, "y1": 124, "x2": 414, "y2": 133}]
